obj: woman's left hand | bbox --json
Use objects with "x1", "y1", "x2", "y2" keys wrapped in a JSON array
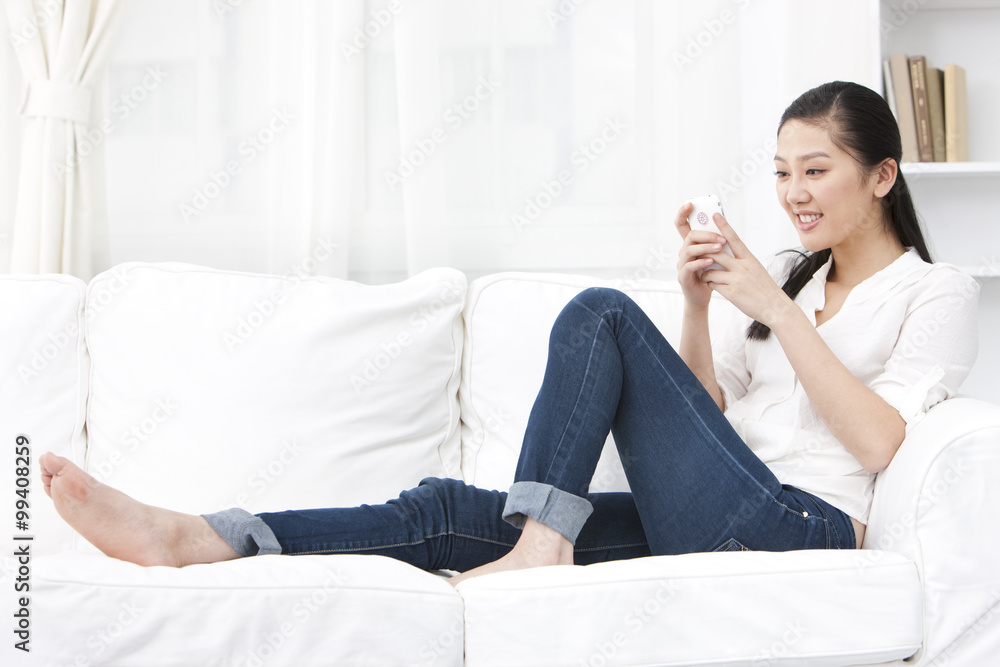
[{"x1": 700, "y1": 214, "x2": 795, "y2": 329}]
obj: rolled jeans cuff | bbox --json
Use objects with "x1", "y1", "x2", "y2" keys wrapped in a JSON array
[
  {"x1": 201, "y1": 508, "x2": 282, "y2": 557},
  {"x1": 502, "y1": 481, "x2": 594, "y2": 545}
]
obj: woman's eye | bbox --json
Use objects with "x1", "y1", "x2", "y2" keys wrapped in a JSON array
[
  {"x1": 773, "y1": 170, "x2": 788, "y2": 178},
  {"x1": 806, "y1": 169, "x2": 825, "y2": 176}
]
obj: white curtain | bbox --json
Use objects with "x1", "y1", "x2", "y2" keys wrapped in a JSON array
[
  {"x1": 0, "y1": 0, "x2": 878, "y2": 283},
  {"x1": 4, "y1": 0, "x2": 123, "y2": 279},
  {"x1": 387, "y1": 0, "x2": 654, "y2": 278},
  {"x1": 89, "y1": 0, "x2": 364, "y2": 280},
  {"x1": 93, "y1": 0, "x2": 679, "y2": 283}
]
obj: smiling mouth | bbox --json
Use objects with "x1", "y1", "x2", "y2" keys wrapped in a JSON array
[{"x1": 796, "y1": 213, "x2": 822, "y2": 230}]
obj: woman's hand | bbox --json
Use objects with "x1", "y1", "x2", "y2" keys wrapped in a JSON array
[
  {"x1": 683, "y1": 210, "x2": 795, "y2": 328},
  {"x1": 674, "y1": 202, "x2": 726, "y2": 312}
]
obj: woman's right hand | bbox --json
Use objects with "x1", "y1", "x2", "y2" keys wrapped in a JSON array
[{"x1": 674, "y1": 202, "x2": 727, "y2": 311}]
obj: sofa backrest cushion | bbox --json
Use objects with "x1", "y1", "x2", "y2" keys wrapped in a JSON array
[
  {"x1": 83, "y1": 263, "x2": 466, "y2": 527},
  {"x1": 0, "y1": 275, "x2": 89, "y2": 555},
  {"x1": 459, "y1": 273, "x2": 739, "y2": 493}
]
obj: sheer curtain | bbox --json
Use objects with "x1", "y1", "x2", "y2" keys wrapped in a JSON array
[
  {"x1": 353, "y1": 0, "x2": 877, "y2": 282},
  {"x1": 1, "y1": 0, "x2": 877, "y2": 282},
  {"x1": 91, "y1": 0, "x2": 363, "y2": 279},
  {"x1": 95, "y1": 0, "x2": 665, "y2": 283},
  {"x1": 382, "y1": 0, "x2": 654, "y2": 279}
]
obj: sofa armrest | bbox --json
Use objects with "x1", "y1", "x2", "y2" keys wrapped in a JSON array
[{"x1": 863, "y1": 397, "x2": 1000, "y2": 666}]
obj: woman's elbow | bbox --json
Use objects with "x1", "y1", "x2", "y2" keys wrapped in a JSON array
[
  {"x1": 862, "y1": 454, "x2": 893, "y2": 476},
  {"x1": 858, "y1": 427, "x2": 906, "y2": 475},
  {"x1": 857, "y1": 405, "x2": 908, "y2": 474}
]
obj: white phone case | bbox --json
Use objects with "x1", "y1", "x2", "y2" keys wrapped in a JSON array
[{"x1": 685, "y1": 194, "x2": 734, "y2": 270}]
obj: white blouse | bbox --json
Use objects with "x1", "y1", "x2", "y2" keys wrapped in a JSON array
[{"x1": 713, "y1": 248, "x2": 980, "y2": 524}]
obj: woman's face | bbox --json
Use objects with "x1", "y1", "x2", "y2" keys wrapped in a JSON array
[{"x1": 773, "y1": 120, "x2": 885, "y2": 254}]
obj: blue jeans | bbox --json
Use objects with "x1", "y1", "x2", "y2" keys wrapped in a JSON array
[{"x1": 203, "y1": 288, "x2": 855, "y2": 568}]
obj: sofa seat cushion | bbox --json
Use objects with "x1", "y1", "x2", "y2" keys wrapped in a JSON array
[
  {"x1": 34, "y1": 552, "x2": 464, "y2": 666},
  {"x1": 82, "y1": 263, "x2": 466, "y2": 528},
  {"x1": 459, "y1": 549, "x2": 922, "y2": 667}
]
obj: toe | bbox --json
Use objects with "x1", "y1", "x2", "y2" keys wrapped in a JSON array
[{"x1": 39, "y1": 452, "x2": 70, "y2": 477}]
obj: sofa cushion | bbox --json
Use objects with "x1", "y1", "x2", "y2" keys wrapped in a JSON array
[
  {"x1": 459, "y1": 549, "x2": 922, "y2": 667},
  {"x1": 83, "y1": 263, "x2": 465, "y2": 526},
  {"x1": 0, "y1": 274, "x2": 88, "y2": 556},
  {"x1": 459, "y1": 272, "x2": 739, "y2": 492},
  {"x1": 34, "y1": 552, "x2": 463, "y2": 666}
]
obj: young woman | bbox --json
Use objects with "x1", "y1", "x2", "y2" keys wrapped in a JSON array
[{"x1": 40, "y1": 81, "x2": 979, "y2": 585}]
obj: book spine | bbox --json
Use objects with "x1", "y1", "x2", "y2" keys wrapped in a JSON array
[
  {"x1": 889, "y1": 53, "x2": 920, "y2": 163},
  {"x1": 925, "y1": 66, "x2": 946, "y2": 162},
  {"x1": 909, "y1": 56, "x2": 934, "y2": 162},
  {"x1": 944, "y1": 63, "x2": 969, "y2": 162}
]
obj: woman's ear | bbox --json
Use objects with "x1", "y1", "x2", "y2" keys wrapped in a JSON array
[{"x1": 873, "y1": 158, "x2": 898, "y2": 198}]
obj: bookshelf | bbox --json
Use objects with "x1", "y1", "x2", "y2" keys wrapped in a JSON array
[
  {"x1": 879, "y1": 0, "x2": 1000, "y2": 277},
  {"x1": 901, "y1": 161, "x2": 1000, "y2": 178}
]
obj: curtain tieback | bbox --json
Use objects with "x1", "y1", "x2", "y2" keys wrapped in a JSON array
[{"x1": 20, "y1": 80, "x2": 93, "y2": 125}]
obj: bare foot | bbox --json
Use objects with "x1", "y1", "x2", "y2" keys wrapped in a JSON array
[
  {"x1": 449, "y1": 518, "x2": 574, "y2": 586},
  {"x1": 40, "y1": 452, "x2": 240, "y2": 567}
]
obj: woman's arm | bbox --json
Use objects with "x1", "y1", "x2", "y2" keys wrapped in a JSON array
[
  {"x1": 703, "y1": 215, "x2": 906, "y2": 474},
  {"x1": 768, "y1": 303, "x2": 906, "y2": 473},
  {"x1": 674, "y1": 203, "x2": 728, "y2": 411},
  {"x1": 679, "y1": 302, "x2": 725, "y2": 411}
]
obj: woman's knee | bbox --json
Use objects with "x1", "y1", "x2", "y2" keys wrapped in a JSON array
[
  {"x1": 410, "y1": 476, "x2": 459, "y2": 498},
  {"x1": 390, "y1": 477, "x2": 462, "y2": 526},
  {"x1": 571, "y1": 286, "x2": 628, "y2": 313},
  {"x1": 401, "y1": 477, "x2": 474, "y2": 509},
  {"x1": 554, "y1": 287, "x2": 632, "y2": 340},
  {"x1": 548, "y1": 288, "x2": 627, "y2": 356}
]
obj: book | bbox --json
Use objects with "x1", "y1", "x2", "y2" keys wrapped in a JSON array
[
  {"x1": 882, "y1": 59, "x2": 898, "y2": 119},
  {"x1": 925, "y1": 65, "x2": 946, "y2": 162},
  {"x1": 944, "y1": 63, "x2": 969, "y2": 162},
  {"x1": 888, "y1": 53, "x2": 920, "y2": 163},
  {"x1": 909, "y1": 56, "x2": 934, "y2": 162}
]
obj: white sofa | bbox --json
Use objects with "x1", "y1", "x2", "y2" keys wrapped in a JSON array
[{"x1": 3, "y1": 262, "x2": 999, "y2": 667}]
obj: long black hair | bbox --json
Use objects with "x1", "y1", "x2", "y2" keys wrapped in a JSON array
[{"x1": 747, "y1": 81, "x2": 932, "y2": 341}]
